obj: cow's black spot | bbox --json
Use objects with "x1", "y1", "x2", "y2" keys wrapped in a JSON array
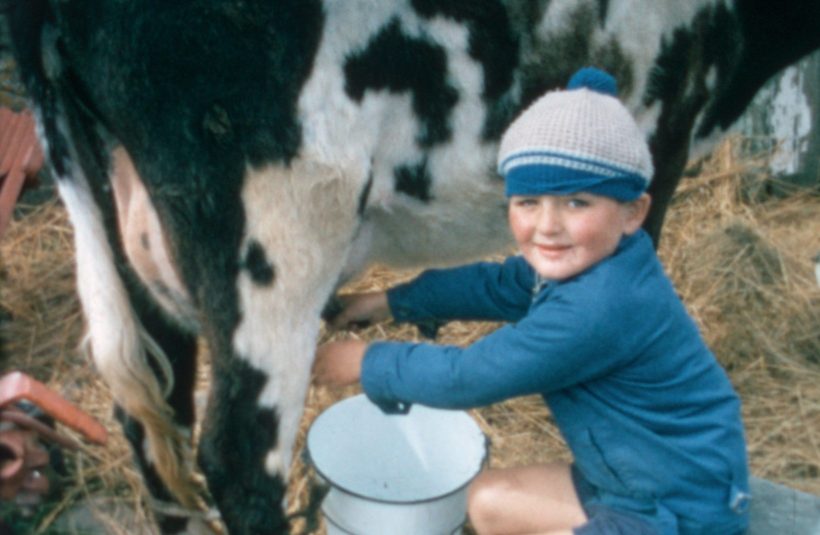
[
  {"x1": 198, "y1": 358, "x2": 286, "y2": 533},
  {"x1": 394, "y1": 159, "x2": 433, "y2": 202},
  {"x1": 597, "y1": 0, "x2": 610, "y2": 24},
  {"x1": 645, "y1": 30, "x2": 694, "y2": 112},
  {"x1": 344, "y1": 18, "x2": 458, "y2": 148},
  {"x1": 643, "y1": 4, "x2": 743, "y2": 146},
  {"x1": 694, "y1": 4, "x2": 766, "y2": 136},
  {"x1": 410, "y1": 0, "x2": 520, "y2": 127},
  {"x1": 141, "y1": 232, "x2": 150, "y2": 250},
  {"x1": 641, "y1": 4, "x2": 742, "y2": 243},
  {"x1": 514, "y1": 3, "x2": 633, "y2": 125},
  {"x1": 644, "y1": 4, "x2": 756, "y2": 132},
  {"x1": 357, "y1": 171, "x2": 374, "y2": 216},
  {"x1": 241, "y1": 240, "x2": 275, "y2": 286}
]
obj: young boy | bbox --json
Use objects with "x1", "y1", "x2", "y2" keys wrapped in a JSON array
[{"x1": 313, "y1": 68, "x2": 750, "y2": 535}]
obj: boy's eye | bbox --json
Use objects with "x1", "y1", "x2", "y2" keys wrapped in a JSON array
[
  {"x1": 566, "y1": 197, "x2": 589, "y2": 208},
  {"x1": 514, "y1": 197, "x2": 539, "y2": 207}
]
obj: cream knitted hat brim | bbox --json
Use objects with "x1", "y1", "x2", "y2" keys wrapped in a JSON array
[{"x1": 498, "y1": 68, "x2": 653, "y2": 200}]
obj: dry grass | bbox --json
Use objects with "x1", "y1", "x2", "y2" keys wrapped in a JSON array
[
  {"x1": 0, "y1": 201, "x2": 151, "y2": 532},
  {"x1": 1, "y1": 137, "x2": 818, "y2": 533},
  {"x1": 659, "y1": 139, "x2": 820, "y2": 492}
]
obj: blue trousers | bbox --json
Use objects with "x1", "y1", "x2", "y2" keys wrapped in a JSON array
[{"x1": 571, "y1": 465, "x2": 660, "y2": 535}]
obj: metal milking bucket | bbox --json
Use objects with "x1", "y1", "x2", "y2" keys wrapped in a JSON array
[{"x1": 306, "y1": 394, "x2": 487, "y2": 535}]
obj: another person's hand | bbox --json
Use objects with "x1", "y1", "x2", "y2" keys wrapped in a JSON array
[
  {"x1": 312, "y1": 339, "x2": 368, "y2": 387},
  {"x1": 327, "y1": 291, "x2": 391, "y2": 330}
]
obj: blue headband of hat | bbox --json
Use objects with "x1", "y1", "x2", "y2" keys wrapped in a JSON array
[
  {"x1": 501, "y1": 150, "x2": 649, "y2": 201},
  {"x1": 502, "y1": 67, "x2": 647, "y2": 201}
]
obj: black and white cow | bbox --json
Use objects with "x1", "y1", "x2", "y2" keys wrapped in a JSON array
[{"x1": 3, "y1": 1, "x2": 819, "y2": 533}]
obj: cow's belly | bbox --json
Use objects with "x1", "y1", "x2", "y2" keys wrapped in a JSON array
[
  {"x1": 364, "y1": 178, "x2": 512, "y2": 269},
  {"x1": 330, "y1": 132, "x2": 514, "y2": 278}
]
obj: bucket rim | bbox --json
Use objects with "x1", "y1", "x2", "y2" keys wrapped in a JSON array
[{"x1": 305, "y1": 396, "x2": 490, "y2": 505}]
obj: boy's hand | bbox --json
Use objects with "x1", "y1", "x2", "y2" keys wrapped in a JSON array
[
  {"x1": 326, "y1": 291, "x2": 391, "y2": 330},
  {"x1": 312, "y1": 339, "x2": 368, "y2": 387}
]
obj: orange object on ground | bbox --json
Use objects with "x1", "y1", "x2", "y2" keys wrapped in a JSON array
[
  {"x1": 0, "y1": 372, "x2": 107, "y2": 446},
  {"x1": 0, "y1": 107, "x2": 44, "y2": 238},
  {"x1": 0, "y1": 372, "x2": 106, "y2": 509}
]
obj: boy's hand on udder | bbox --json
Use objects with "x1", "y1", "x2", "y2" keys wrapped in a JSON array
[
  {"x1": 327, "y1": 291, "x2": 391, "y2": 330},
  {"x1": 312, "y1": 339, "x2": 368, "y2": 387}
]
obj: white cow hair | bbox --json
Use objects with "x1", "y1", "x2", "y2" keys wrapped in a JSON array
[{"x1": 234, "y1": 160, "x2": 364, "y2": 483}]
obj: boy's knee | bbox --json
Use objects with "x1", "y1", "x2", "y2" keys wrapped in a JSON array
[{"x1": 467, "y1": 472, "x2": 510, "y2": 534}]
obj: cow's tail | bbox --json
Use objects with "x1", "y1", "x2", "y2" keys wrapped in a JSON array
[
  {"x1": 60, "y1": 177, "x2": 202, "y2": 510},
  {"x1": 94, "y1": 327, "x2": 202, "y2": 510}
]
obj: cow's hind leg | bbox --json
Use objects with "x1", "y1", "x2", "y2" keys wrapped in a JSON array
[{"x1": 197, "y1": 161, "x2": 364, "y2": 534}]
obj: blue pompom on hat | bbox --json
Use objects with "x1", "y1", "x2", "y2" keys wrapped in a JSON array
[
  {"x1": 498, "y1": 67, "x2": 652, "y2": 200},
  {"x1": 567, "y1": 66, "x2": 619, "y2": 96}
]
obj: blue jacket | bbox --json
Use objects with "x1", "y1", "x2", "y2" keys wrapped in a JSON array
[{"x1": 361, "y1": 230, "x2": 749, "y2": 534}]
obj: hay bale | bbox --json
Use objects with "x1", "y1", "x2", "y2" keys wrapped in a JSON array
[{"x1": 678, "y1": 219, "x2": 815, "y2": 368}]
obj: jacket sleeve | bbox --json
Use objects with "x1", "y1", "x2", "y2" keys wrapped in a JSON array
[
  {"x1": 387, "y1": 256, "x2": 536, "y2": 327},
  {"x1": 361, "y1": 291, "x2": 625, "y2": 410}
]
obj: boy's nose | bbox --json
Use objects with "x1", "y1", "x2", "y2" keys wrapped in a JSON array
[{"x1": 535, "y1": 205, "x2": 562, "y2": 234}]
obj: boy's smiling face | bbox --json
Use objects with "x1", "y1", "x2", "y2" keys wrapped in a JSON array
[{"x1": 508, "y1": 193, "x2": 650, "y2": 280}]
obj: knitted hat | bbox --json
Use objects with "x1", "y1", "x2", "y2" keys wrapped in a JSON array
[{"x1": 498, "y1": 67, "x2": 653, "y2": 200}]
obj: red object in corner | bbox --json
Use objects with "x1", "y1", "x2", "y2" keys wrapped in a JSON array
[
  {"x1": 0, "y1": 107, "x2": 44, "y2": 238},
  {"x1": 0, "y1": 372, "x2": 107, "y2": 446}
]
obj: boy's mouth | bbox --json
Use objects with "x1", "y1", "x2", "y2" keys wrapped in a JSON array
[{"x1": 535, "y1": 243, "x2": 572, "y2": 257}]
